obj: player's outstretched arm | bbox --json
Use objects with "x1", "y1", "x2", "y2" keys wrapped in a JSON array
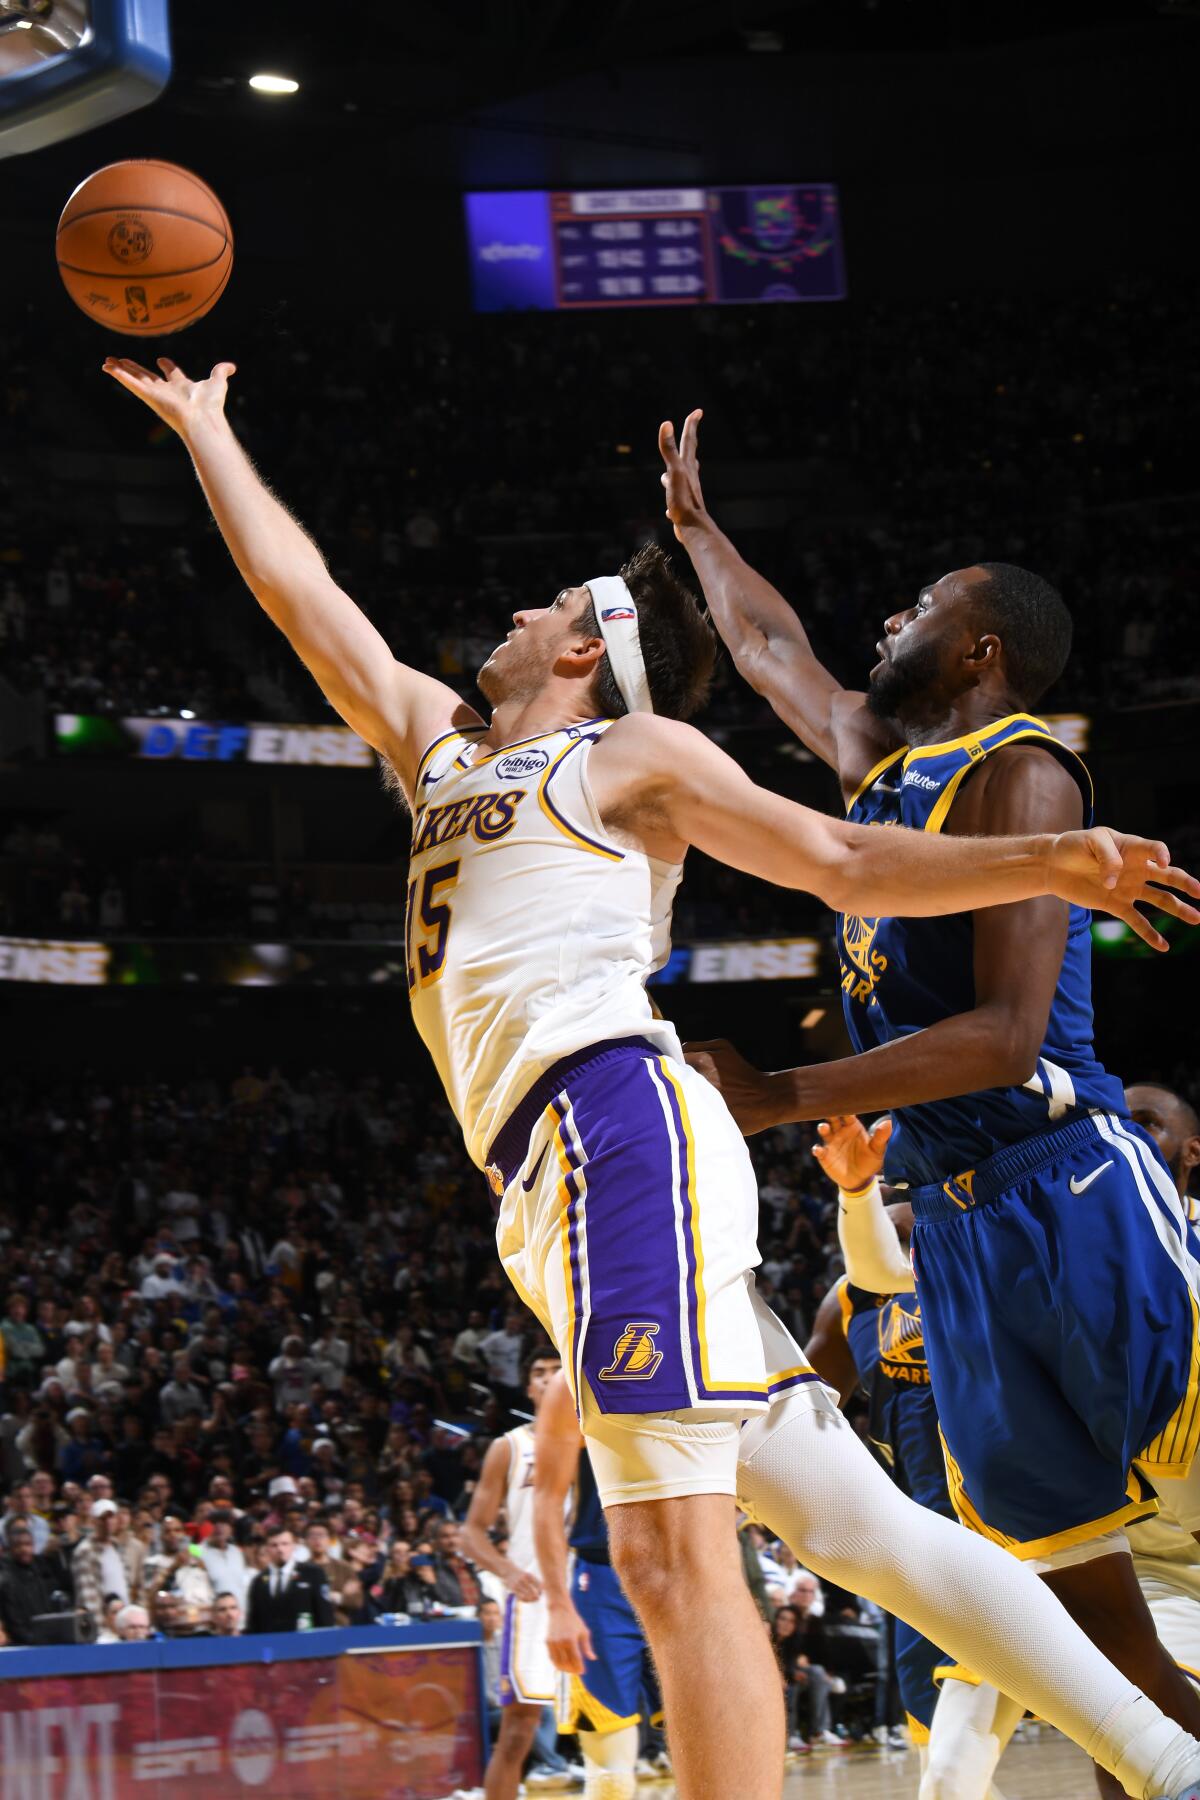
[
  {"x1": 101, "y1": 357, "x2": 480, "y2": 798},
  {"x1": 598, "y1": 714, "x2": 1200, "y2": 942},
  {"x1": 533, "y1": 1372, "x2": 594, "y2": 1676},
  {"x1": 658, "y1": 411, "x2": 897, "y2": 793}
]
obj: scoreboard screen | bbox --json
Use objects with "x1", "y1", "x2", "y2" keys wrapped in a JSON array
[{"x1": 465, "y1": 185, "x2": 845, "y2": 313}]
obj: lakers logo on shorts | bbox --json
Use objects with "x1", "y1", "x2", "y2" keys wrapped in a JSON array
[{"x1": 599, "y1": 1321, "x2": 663, "y2": 1382}]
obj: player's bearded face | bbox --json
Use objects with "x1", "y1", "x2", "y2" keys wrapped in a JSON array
[{"x1": 866, "y1": 631, "x2": 945, "y2": 719}]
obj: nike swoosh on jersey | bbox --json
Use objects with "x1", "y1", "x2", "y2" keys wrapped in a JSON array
[
  {"x1": 1068, "y1": 1160, "x2": 1114, "y2": 1195},
  {"x1": 521, "y1": 1143, "x2": 550, "y2": 1192}
]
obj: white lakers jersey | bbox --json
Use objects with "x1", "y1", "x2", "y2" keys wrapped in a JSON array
[
  {"x1": 504, "y1": 1423, "x2": 538, "y2": 1573},
  {"x1": 405, "y1": 719, "x2": 683, "y2": 1168}
]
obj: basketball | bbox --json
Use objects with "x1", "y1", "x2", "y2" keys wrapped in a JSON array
[{"x1": 55, "y1": 159, "x2": 233, "y2": 335}]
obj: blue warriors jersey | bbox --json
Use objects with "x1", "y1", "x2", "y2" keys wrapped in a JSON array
[
  {"x1": 569, "y1": 1447, "x2": 610, "y2": 1564},
  {"x1": 840, "y1": 1282, "x2": 930, "y2": 1398},
  {"x1": 837, "y1": 713, "x2": 1128, "y2": 1185}
]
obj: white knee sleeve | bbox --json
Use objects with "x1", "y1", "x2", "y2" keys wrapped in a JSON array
[
  {"x1": 583, "y1": 1723, "x2": 638, "y2": 1800},
  {"x1": 921, "y1": 1678, "x2": 1023, "y2": 1800},
  {"x1": 736, "y1": 1398, "x2": 1200, "y2": 1799}
]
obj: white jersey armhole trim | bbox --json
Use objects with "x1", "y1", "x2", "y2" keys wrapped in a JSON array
[{"x1": 575, "y1": 726, "x2": 685, "y2": 876}]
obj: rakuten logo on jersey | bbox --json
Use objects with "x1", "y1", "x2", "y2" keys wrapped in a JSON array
[{"x1": 902, "y1": 771, "x2": 941, "y2": 791}]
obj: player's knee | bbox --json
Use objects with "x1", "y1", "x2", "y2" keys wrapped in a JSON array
[
  {"x1": 496, "y1": 1705, "x2": 540, "y2": 1754},
  {"x1": 608, "y1": 1530, "x2": 678, "y2": 1620}
]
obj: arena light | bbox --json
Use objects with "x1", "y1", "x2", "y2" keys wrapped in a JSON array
[{"x1": 248, "y1": 73, "x2": 299, "y2": 94}]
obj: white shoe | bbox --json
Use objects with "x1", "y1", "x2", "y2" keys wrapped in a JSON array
[{"x1": 811, "y1": 1731, "x2": 845, "y2": 1749}]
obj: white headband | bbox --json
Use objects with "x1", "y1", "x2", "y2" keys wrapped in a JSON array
[{"x1": 587, "y1": 576, "x2": 653, "y2": 715}]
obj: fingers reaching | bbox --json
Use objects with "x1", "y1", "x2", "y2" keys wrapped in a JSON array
[{"x1": 679, "y1": 407, "x2": 703, "y2": 462}]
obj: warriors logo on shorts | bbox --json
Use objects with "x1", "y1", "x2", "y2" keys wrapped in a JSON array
[{"x1": 599, "y1": 1322, "x2": 663, "y2": 1383}]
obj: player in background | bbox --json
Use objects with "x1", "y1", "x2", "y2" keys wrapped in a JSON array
[
  {"x1": 808, "y1": 1115, "x2": 1021, "y2": 1800},
  {"x1": 533, "y1": 1369, "x2": 660, "y2": 1800},
  {"x1": 827, "y1": 1101, "x2": 1200, "y2": 1800},
  {"x1": 661, "y1": 409, "x2": 1200, "y2": 1792},
  {"x1": 460, "y1": 1350, "x2": 565, "y2": 1800},
  {"x1": 102, "y1": 353, "x2": 1200, "y2": 1800}
]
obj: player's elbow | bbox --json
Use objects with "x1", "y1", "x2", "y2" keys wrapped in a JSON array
[{"x1": 979, "y1": 1011, "x2": 1042, "y2": 1088}]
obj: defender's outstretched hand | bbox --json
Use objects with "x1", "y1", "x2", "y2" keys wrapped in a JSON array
[
  {"x1": 813, "y1": 1115, "x2": 893, "y2": 1193},
  {"x1": 1047, "y1": 829, "x2": 1200, "y2": 951},
  {"x1": 659, "y1": 409, "x2": 709, "y2": 537},
  {"x1": 684, "y1": 1038, "x2": 779, "y2": 1135},
  {"x1": 102, "y1": 356, "x2": 235, "y2": 436}
]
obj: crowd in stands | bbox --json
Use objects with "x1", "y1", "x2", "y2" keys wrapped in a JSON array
[
  {"x1": 0, "y1": 1066, "x2": 831, "y2": 1659},
  {"x1": 2, "y1": 285, "x2": 1199, "y2": 728}
]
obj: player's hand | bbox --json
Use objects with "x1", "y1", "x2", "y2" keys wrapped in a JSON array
[
  {"x1": 684, "y1": 1039, "x2": 782, "y2": 1135},
  {"x1": 101, "y1": 356, "x2": 236, "y2": 437},
  {"x1": 1046, "y1": 829, "x2": 1200, "y2": 952},
  {"x1": 659, "y1": 409, "x2": 710, "y2": 538},
  {"x1": 545, "y1": 1596, "x2": 595, "y2": 1675},
  {"x1": 813, "y1": 1114, "x2": 892, "y2": 1192},
  {"x1": 509, "y1": 1568, "x2": 542, "y2": 1604}
]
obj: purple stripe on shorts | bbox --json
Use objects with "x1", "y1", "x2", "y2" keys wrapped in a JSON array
[
  {"x1": 768, "y1": 1371, "x2": 822, "y2": 1395},
  {"x1": 498, "y1": 1592, "x2": 517, "y2": 1706},
  {"x1": 562, "y1": 1051, "x2": 694, "y2": 1412},
  {"x1": 551, "y1": 1095, "x2": 586, "y2": 1395},
  {"x1": 657, "y1": 1059, "x2": 768, "y2": 1407}
]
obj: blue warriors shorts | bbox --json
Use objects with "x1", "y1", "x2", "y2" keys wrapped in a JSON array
[
  {"x1": 489, "y1": 1038, "x2": 818, "y2": 1419},
  {"x1": 911, "y1": 1112, "x2": 1200, "y2": 1562},
  {"x1": 555, "y1": 1557, "x2": 661, "y2": 1735},
  {"x1": 876, "y1": 1380, "x2": 957, "y2": 1738}
]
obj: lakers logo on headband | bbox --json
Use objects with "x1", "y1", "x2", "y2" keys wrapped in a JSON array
[{"x1": 599, "y1": 1321, "x2": 663, "y2": 1382}]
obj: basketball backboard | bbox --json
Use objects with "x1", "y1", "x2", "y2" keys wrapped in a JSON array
[{"x1": 0, "y1": 0, "x2": 170, "y2": 157}]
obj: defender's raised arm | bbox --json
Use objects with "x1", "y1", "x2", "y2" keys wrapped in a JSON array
[
  {"x1": 102, "y1": 357, "x2": 479, "y2": 799},
  {"x1": 659, "y1": 410, "x2": 895, "y2": 794}
]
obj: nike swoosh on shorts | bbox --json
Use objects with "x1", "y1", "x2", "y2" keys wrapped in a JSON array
[
  {"x1": 1068, "y1": 1160, "x2": 1114, "y2": 1196},
  {"x1": 521, "y1": 1143, "x2": 550, "y2": 1192}
]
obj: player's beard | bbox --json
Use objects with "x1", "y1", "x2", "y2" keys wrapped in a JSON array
[{"x1": 865, "y1": 637, "x2": 944, "y2": 720}]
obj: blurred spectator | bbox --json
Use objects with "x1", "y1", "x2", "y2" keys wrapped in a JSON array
[
  {"x1": 245, "y1": 1526, "x2": 333, "y2": 1633},
  {"x1": 210, "y1": 1590, "x2": 242, "y2": 1636},
  {"x1": 0, "y1": 1521, "x2": 64, "y2": 1644},
  {"x1": 200, "y1": 1507, "x2": 248, "y2": 1609},
  {"x1": 143, "y1": 1513, "x2": 213, "y2": 1633},
  {"x1": 115, "y1": 1602, "x2": 152, "y2": 1641},
  {"x1": 72, "y1": 1499, "x2": 137, "y2": 1634}
]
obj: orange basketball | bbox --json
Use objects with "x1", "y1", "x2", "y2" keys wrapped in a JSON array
[{"x1": 56, "y1": 159, "x2": 233, "y2": 336}]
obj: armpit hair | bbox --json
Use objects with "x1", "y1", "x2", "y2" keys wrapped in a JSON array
[{"x1": 379, "y1": 757, "x2": 411, "y2": 815}]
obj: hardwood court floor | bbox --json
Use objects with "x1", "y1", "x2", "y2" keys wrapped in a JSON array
[{"x1": 634, "y1": 1728, "x2": 1094, "y2": 1798}]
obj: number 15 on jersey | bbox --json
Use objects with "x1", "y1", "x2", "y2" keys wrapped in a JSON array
[{"x1": 406, "y1": 859, "x2": 459, "y2": 991}]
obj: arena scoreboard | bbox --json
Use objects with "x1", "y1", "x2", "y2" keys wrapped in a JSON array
[{"x1": 464, "y1": 185, "x2": 845, "y2": 312}]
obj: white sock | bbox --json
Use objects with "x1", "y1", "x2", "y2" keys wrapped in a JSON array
[
  {"x1": 921, "y1": 1677, "x2": 1023, "y2": 1800},
  {"x1": 738, "y1": 1395, "x2": 1200, "y2": 1800},
  {"x1": 582, "y1": 1724, "x2": 638, "y2": 1800}
]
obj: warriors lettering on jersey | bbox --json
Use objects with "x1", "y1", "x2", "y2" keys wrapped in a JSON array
[{"x1": 878, "y1": 1295, "x2": 928, "y2": 1384}]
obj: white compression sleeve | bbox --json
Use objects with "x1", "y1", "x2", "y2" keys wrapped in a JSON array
[
  {"x1": 837, "y1": 1179, "x2": 916, "y2": 1293},
  {"x1": 738, "y1": 1393, "x2": 1200, "y2": 1800},
  {"x1": 582, "y1": 1724, "x2": 638, "y2": 1800},
  {"x1": 921, "y1": 1677, "x2": 1024, "y2": 1800}
]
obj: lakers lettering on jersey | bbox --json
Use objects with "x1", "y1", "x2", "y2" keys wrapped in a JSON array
[
  {"x1": 835, "y1": 713, "x2": 1127, "y2": 1186},
  {"x1": 405, "y1": 721, "x2": 683, "y2": 1170}
]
